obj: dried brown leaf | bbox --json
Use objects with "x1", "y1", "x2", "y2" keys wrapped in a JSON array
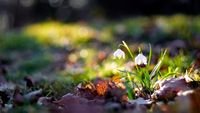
[
  {"x1": 96, "y1": 80, "x2": 108, "y2": 96},
  {"x1": 152, "y1": 77, "x2": 191, "y2": 101}
]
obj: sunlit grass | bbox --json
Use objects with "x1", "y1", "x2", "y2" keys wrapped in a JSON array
[{"x1": 24, "y1": 21, "x2": 97, "y2": 46}]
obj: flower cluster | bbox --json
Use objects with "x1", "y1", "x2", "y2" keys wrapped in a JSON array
[
  {"x1": 113, "y1": 49, "x2": 147, "y2": 66},
  {"x1": 112, "y1": 41, "x2": 172, "y2": 101}
]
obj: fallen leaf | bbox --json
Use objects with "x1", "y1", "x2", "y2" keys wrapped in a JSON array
[
  {"x1": 129, "y1": 97, "x2": 152, "y2": 105},
  {"x1": 175, "y1": 88, "x2": 200, "y2": 113},
  {"x1": 96, "y1": 80, "x2": 108, "y2": 96},
  {"x1": 37, "y1": 97, "x2": 54, "y2": 106},
  {"x1": 13, "y1": 88, "x2": 24, "y2": 106},
  {"x1": 52, "y1": 93, "x2": 106, "y2": 113},
  {"x1": 152, "y1": 77, "x2": 191, "y2": 101},
  {"x1": 24, "y1": 89, "x2": 42, "y2": 102}
]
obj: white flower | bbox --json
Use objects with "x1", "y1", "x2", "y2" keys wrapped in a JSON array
[
  {"x1": 113, "y1": 49, "x2": 125, "y2": 59},
  {"x1": 134, "y1": 53, "x2": 147, "y2": 65}
]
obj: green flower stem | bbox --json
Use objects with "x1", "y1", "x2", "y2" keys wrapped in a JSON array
[
  {"x1": 122, "y1": 41, "x2": 134, "y2": 60},
  {"x1": 121, "y1": 41, "x2": 140, "y2": 72},
  {"x1": 150, "y1": 49, "x2": 167, "y2": 80},
  {"x1": 126, "y1": 71, "x2": 135, "y2": 99},
  {"x1": 147, "y1": 44, "x2": 152, "y2": 67}
]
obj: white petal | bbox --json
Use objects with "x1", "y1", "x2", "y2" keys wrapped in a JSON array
[
  {"x1": 135, "y1": 53, "x2": 147, "y2": 65},
  {"x1": 113, "y1": 49, "x2": 125, "y2": 59}
]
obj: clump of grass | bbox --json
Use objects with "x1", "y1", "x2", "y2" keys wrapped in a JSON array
[
  {"x1": 114, "y1": 41, "x2": 185, "y2": 99},
  {"x1": 41, "y1": 76, "x2": 75, "y2": 98}
]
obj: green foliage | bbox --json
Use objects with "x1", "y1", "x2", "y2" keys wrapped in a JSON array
[
  {"x1": 42, "y1": 77, "x2": 75, "y2": 97},
  {"x1": 116, "y1": 41, "x2": 185, "y2": 99},
  {"x1": 19, "y1": 54, "x2": 52, "y2": 73},
  {"x1": 5, "y1": 72, "x2": 28, "y2": 82},
  {"x1": 0, "y1": 34, "x2": 42, "y2": 52}
]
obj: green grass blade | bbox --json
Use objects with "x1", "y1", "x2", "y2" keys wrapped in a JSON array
[
  {"x1": 150, "y1": 49, "x2": 167, "y2": 80},
  {"x1": 122, "y1": 41, "x2": 134, "y2": 60},
  {"x1": 148, "y1": 44, "x2": 152, "y2": 66}
]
